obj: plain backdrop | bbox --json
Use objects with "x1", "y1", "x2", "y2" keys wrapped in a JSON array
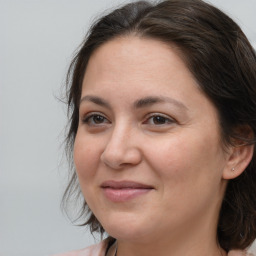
[{"x1": 1, "y1": 0, "x2": 256, "y2": 255}]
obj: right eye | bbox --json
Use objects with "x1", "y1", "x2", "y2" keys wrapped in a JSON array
[{"x1": 82, "y1": 113, "x2": 110, "y2": 126}]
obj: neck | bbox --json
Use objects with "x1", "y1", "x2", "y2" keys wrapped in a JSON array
[
  {"x1": 113, "y1": 212, "x2": 227, "y2": 256},
  {"x1": 114, "y1": 235, "x2": 227, "y2": 256}
]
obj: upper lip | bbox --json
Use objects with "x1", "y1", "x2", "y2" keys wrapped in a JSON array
[{"x1": 101, "y1": 180, "x2": 154, "y2": 189}]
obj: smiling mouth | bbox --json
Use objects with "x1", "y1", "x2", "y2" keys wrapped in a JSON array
[{"x1": 101, "y1": 180, "x2": 154, "y2": 202}]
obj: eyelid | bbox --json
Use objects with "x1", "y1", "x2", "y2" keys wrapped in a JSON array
[
  {"x1": 143, "y1": 113, "x2": 176, "y2": 125},
  {"x1": 81, "y1": 112, "x2": 110, "y2": 125}
]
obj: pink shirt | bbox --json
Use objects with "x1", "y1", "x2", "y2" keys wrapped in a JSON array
[
  {"x1": 51, "y1": 239, "x2": 109, "y2": 256},
  {"x1": 52, "y1": 239, "x2": 254, "y2": 256}
]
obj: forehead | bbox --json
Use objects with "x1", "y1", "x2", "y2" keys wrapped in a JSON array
[{"x1": 82, "y1": 36, "x2": 198, "y2": 95}]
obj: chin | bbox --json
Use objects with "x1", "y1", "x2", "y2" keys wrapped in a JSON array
[
  {"x1": 99, "y1": 213, "x2": 155, "y2": 241},
  {"x1": 105, "y1": 226, "x2": 148, "y2": 242}
]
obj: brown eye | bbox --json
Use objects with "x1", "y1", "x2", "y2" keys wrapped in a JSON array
[
  {"x1": 82, "y1": 113, "x2": 109, "y2": 125},
  {"x1": 145, "y1": 114, "x2": 174, "y2": 125},
  {"x1": 152, "y1": 116, "x2": 168, "y2": 125},
  {"x1": 92, "y1": 115, "x2": 105, "y2": 124}
]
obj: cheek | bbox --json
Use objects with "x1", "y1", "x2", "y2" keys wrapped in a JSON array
[
  {"x1": 146, "y1": 135, "x2": 192, "y2": 172},
  {"x1": 146, "y1": 131, "x2": 224, "y2": 188},
  {"x1": 147, "y1": 135, "x2": 225, "y2": 222},
  {"x1": 73, "y1": 132, "x2": 100, "y2": 183}
]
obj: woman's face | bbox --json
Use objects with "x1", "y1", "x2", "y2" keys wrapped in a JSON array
[{"x1": 74, "y1": 36, "x2": 229, "y2": 242}]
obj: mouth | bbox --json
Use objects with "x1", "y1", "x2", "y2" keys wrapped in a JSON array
[{"x1": 100, "y1": 180, "x2": 154, "y2": 202}]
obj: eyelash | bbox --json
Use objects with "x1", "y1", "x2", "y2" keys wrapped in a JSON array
[
  {"x1": 81, "y1": 112, "x2": 175, "y2": 127},
  {"x1": 144, "y1": 113, "x2": 175, "y2": 126},
  {"x1": 82, "y1": 112, "x2": 110, "y2": 126}
]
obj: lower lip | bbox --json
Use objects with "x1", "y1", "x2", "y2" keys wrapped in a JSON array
[{"x1": 102, "y1": 188, "x2": 152, "y2": 202}]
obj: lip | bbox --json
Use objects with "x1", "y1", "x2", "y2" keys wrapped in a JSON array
[{"x1": 101, "y1": 180, "x2": 154, "y2": 202}]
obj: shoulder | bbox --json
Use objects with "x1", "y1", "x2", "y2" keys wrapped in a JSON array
[
  {"x1": 51, "y1": 238, "x2": 111, "y2": 256},
  {"x1": 228, "y1": 250, "x2": 255, "y2": 256}
]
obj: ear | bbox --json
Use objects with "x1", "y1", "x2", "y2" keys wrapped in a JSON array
[{"x1": 222, "y1": 142, "x2": 254, "y2": 180}]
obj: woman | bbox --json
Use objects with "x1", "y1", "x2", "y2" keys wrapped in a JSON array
[{"x1": 55, "y1": 0, "x2": 256, "y2": 255}]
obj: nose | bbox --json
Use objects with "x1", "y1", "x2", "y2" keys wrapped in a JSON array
[{"x1": 100, "y1": 125, "x2": 142, "y2": 169}]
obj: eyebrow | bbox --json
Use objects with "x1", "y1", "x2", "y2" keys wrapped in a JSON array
[
  {"x1": 80, "y1": 95, "x2": 187, "y2": 110},
  {"x1": 134, "y1": 96, "x2": 188, "y2": 110},
  {"x1": 80, "y1": 95, "x2": 111, "y2": 109}
]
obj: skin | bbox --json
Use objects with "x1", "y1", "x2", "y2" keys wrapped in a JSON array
[{"x1": 74, "y1": 36, "x2": 251, "y2": 256}]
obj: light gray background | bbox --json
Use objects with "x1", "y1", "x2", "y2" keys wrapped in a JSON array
[{"x1": 1, "y1": 0, "x2": 256, "y2": 255}]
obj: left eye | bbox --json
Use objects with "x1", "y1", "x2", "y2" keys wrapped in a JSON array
[{"x1": 145, "y1": 115, "x2": 174, "y2": 125}]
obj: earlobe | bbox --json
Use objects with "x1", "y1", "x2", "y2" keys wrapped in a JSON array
[{"x1": 222, "y1": 143, "x2": 254, "y2": 180}]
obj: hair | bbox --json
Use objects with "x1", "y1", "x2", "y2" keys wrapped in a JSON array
[{"x1": 62, "y1": 0, "x2": 256, "y2": 251}]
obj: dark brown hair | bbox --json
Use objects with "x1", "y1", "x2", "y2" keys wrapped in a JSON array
[{"x1": 63, "y1": 0, "x2": 256, "y2": 251}]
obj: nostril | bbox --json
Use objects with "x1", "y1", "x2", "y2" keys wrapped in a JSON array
[
  {"x1": 100, "y1": 152, "x2": 124, "y2": 169},
  {"x1": 100, "y1": 146, "x2": 142, "y2": 169}
]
